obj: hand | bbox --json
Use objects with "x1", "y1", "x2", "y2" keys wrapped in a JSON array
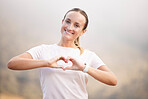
[
  {"x1": 63, "y1": 56, "x2": 85, "y2": 71},
  {"x1": 47, "y1": 56, "x2": 68, "y2": 69}
]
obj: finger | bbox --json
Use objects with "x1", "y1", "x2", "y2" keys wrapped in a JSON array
[
  {"x1": 59, "y1": 56, "x2": 69, "y2": 63},
  {"x1": 69, "y1": 57, "x2": 77, "y2": 63},
  {"x1": 54, "y1": 65, "x2": 65, "y2": 70},
  {"x1": 53, "y1": 65, "x2": 64, "y2": 69},
  {"x1": 61, "y1": 66, "x2": 65, "y2": 70},
  {"x1": 52, "y1": 56, "x2": 61, "y2": 62},
  {"x1": 58, "y1": 56, "x2": 67, "y2": 61},
  {"x1": 69, "y1": 58, "x2": 74, "y2": 62},
  {"x1": 52, "y1": 63, "x2": 64, "y2": 68},
  {"x1": 55, "y1": 56, "x2": 64, "y2": 62},
  {"x1": 59, "y1": 56, "x2": 66, "y2": 60},
  {"x1": 63, "y1": 66, "x2": 73, "y2": 70},
  {"x1": 65, "y1": 59, "x2": 69, "y2": 63},
  {"x1": 67, "y1": 56, "x2": 74, "y2": 62}
]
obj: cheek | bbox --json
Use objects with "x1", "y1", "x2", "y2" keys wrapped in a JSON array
[
  {"x1": 61, "y1": 24, "x2": 66, "y2": 32},
  {"x1": 62, "y1": 22, "x2": 68, "y2": 27},
  {"x1": 75, "y1": 29, "x2": 83, "y2": 35},
  {"x1": 61, "y1": 24, "x2": 65, "y2": 29}
]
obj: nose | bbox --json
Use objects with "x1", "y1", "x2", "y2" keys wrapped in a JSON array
[{"x1": 67, "y1": 24, "x2": 74, "y2": 31}]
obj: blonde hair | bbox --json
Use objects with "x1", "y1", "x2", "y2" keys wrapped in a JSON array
[
  {"x1": 63, "y1": 8, "x2": 88, "y2": 55},
  {"x1": 74, "y1": 36, "x2": 84, "y2": 55}
]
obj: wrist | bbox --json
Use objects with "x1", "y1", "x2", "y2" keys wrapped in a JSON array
[
  {"x1": 43, "y1": 60, "x2": 50, "y2": 67},
  {"x1": 80, "y1": 64, "x2": 85, "y2": 71},
  {"x1": 82, "y1": 63, "x2": 89, "y2": 73}
]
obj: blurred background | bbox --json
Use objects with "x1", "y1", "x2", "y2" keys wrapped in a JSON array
[{"x1": 0, "y1": 0, "x2": 148, "y2": 99}]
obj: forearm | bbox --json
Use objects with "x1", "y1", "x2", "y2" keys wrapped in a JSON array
[
  {"x1": 87, "y1": 67, "x2": 117, "y2": 86},
  {"x1": 8, "y1": 57, "x2": 48, "y2": 70}
]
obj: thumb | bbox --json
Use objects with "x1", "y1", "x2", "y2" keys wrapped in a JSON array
[{"x1": 63, "y1": 66, "x2": 72, "y2": 70}]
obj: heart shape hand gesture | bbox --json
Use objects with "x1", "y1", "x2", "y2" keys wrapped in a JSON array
[
  {"x1": 47, "y1": 56, "x2": 85, "y2": 71},
  {"x1": 63, "y1": 56, "x2": 85, "y2": 71}
]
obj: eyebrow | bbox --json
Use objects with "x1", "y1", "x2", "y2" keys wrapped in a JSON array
[
  {"x1": 66, "y1": 18, "x2": 81, "y2": 25},
  {"x1": 66, "y1": 18, "x2": 71, "y2": 21}
]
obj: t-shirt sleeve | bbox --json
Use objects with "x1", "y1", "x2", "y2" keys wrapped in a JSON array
[
  {"x1": 26, "y1": 44, "x2": 44, "y2": 60},
  {"x1": 90, "y1": 52, "x2": 106, "y2": 69}
]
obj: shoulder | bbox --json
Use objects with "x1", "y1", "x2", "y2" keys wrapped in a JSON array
[
  {"x1": 83, "y1": 48, "x2": 95, "y2": 54},
  {"x1": 36, "y1": 44, "x2": 56, "y2": 48},
  {"x1": 29, "y1": 44, "x2": 56, "y2": 51},
  {"x1": 83, "y1": 49, "x2": 96, "y2": 56}
]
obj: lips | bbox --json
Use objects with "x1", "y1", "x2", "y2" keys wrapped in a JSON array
[{"x1": 64, "y1": 29, "x2": 74, "y2": 35}]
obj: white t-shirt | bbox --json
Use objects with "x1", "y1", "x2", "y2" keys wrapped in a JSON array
[{"x1": 27, "y1": 44, "x2": 105, "y2": 99}]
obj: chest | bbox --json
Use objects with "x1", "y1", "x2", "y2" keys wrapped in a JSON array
[{"x1": 40, "y1": 48, "x2": 93, "y2": 66}]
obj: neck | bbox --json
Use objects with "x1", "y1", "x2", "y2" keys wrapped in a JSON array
[{"x1": 58, "y1": 38, "x2": 77, "y2": 48}]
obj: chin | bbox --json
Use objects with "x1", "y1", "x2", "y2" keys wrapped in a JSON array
[{"x1": 63, "y1": 35, "x2": 73, "y2": 41}]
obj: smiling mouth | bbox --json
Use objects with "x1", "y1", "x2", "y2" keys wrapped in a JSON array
[{"x1": 64, "y1": 29, "x2": 74, "y2": 35}]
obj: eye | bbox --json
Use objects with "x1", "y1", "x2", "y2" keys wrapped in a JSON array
[
  {"x1": 66, "y1": 20, "x2": 70, "y2": 23},
  {"x1": 75, "y1": 24, "x2": 79, "y2": 28}
]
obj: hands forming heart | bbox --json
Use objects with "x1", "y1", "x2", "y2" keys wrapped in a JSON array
[{"x1": 47, "y1": 56, "x2": 85, "y2": 71}]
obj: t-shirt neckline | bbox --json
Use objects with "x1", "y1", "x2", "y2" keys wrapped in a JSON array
[{"x1": 54, "y1": 44, "x2": 79, "y2": 50}]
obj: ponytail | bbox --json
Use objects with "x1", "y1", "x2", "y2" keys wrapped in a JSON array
[{"x1": 74, "y1": 37, "x2": 84, "y2": 55}]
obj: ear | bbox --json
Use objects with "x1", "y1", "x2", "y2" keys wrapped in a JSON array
[
  {"x1": 80, "y1": 29, "x2": 87, "y2": 36},
  {"x1": 62, "y1": 19, "x2": 64, "y2": 24}
]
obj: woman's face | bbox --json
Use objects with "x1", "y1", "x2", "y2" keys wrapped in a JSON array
[{"x1": 61, "y1": 11, "x2": 86, "y2": 41}]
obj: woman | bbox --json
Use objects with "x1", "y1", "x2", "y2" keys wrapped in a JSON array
[{"x1": 8, "y1": 8, "x2": 117, "y2": 99}]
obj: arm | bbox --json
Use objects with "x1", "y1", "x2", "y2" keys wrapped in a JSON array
[
  {"x1": 63, "y1": 57, "x2": 117, "y2": 86},
  {"x1": 7, "y1": 52, "x2": 48, "y2": 70},
  {"x1": 87, "y1": 65, "x2": 117, "y2": 86},
  {"x1": 8, "y1": 52, "x2": 66, "y2": 70}
]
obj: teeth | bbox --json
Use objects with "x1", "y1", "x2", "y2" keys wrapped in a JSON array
[
  {"x1": 64, "y1": 29, "x2": 73, "y2": 35},
  {"x1": 67, "y1": 32, "x2": 72, "y2": 35}
]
